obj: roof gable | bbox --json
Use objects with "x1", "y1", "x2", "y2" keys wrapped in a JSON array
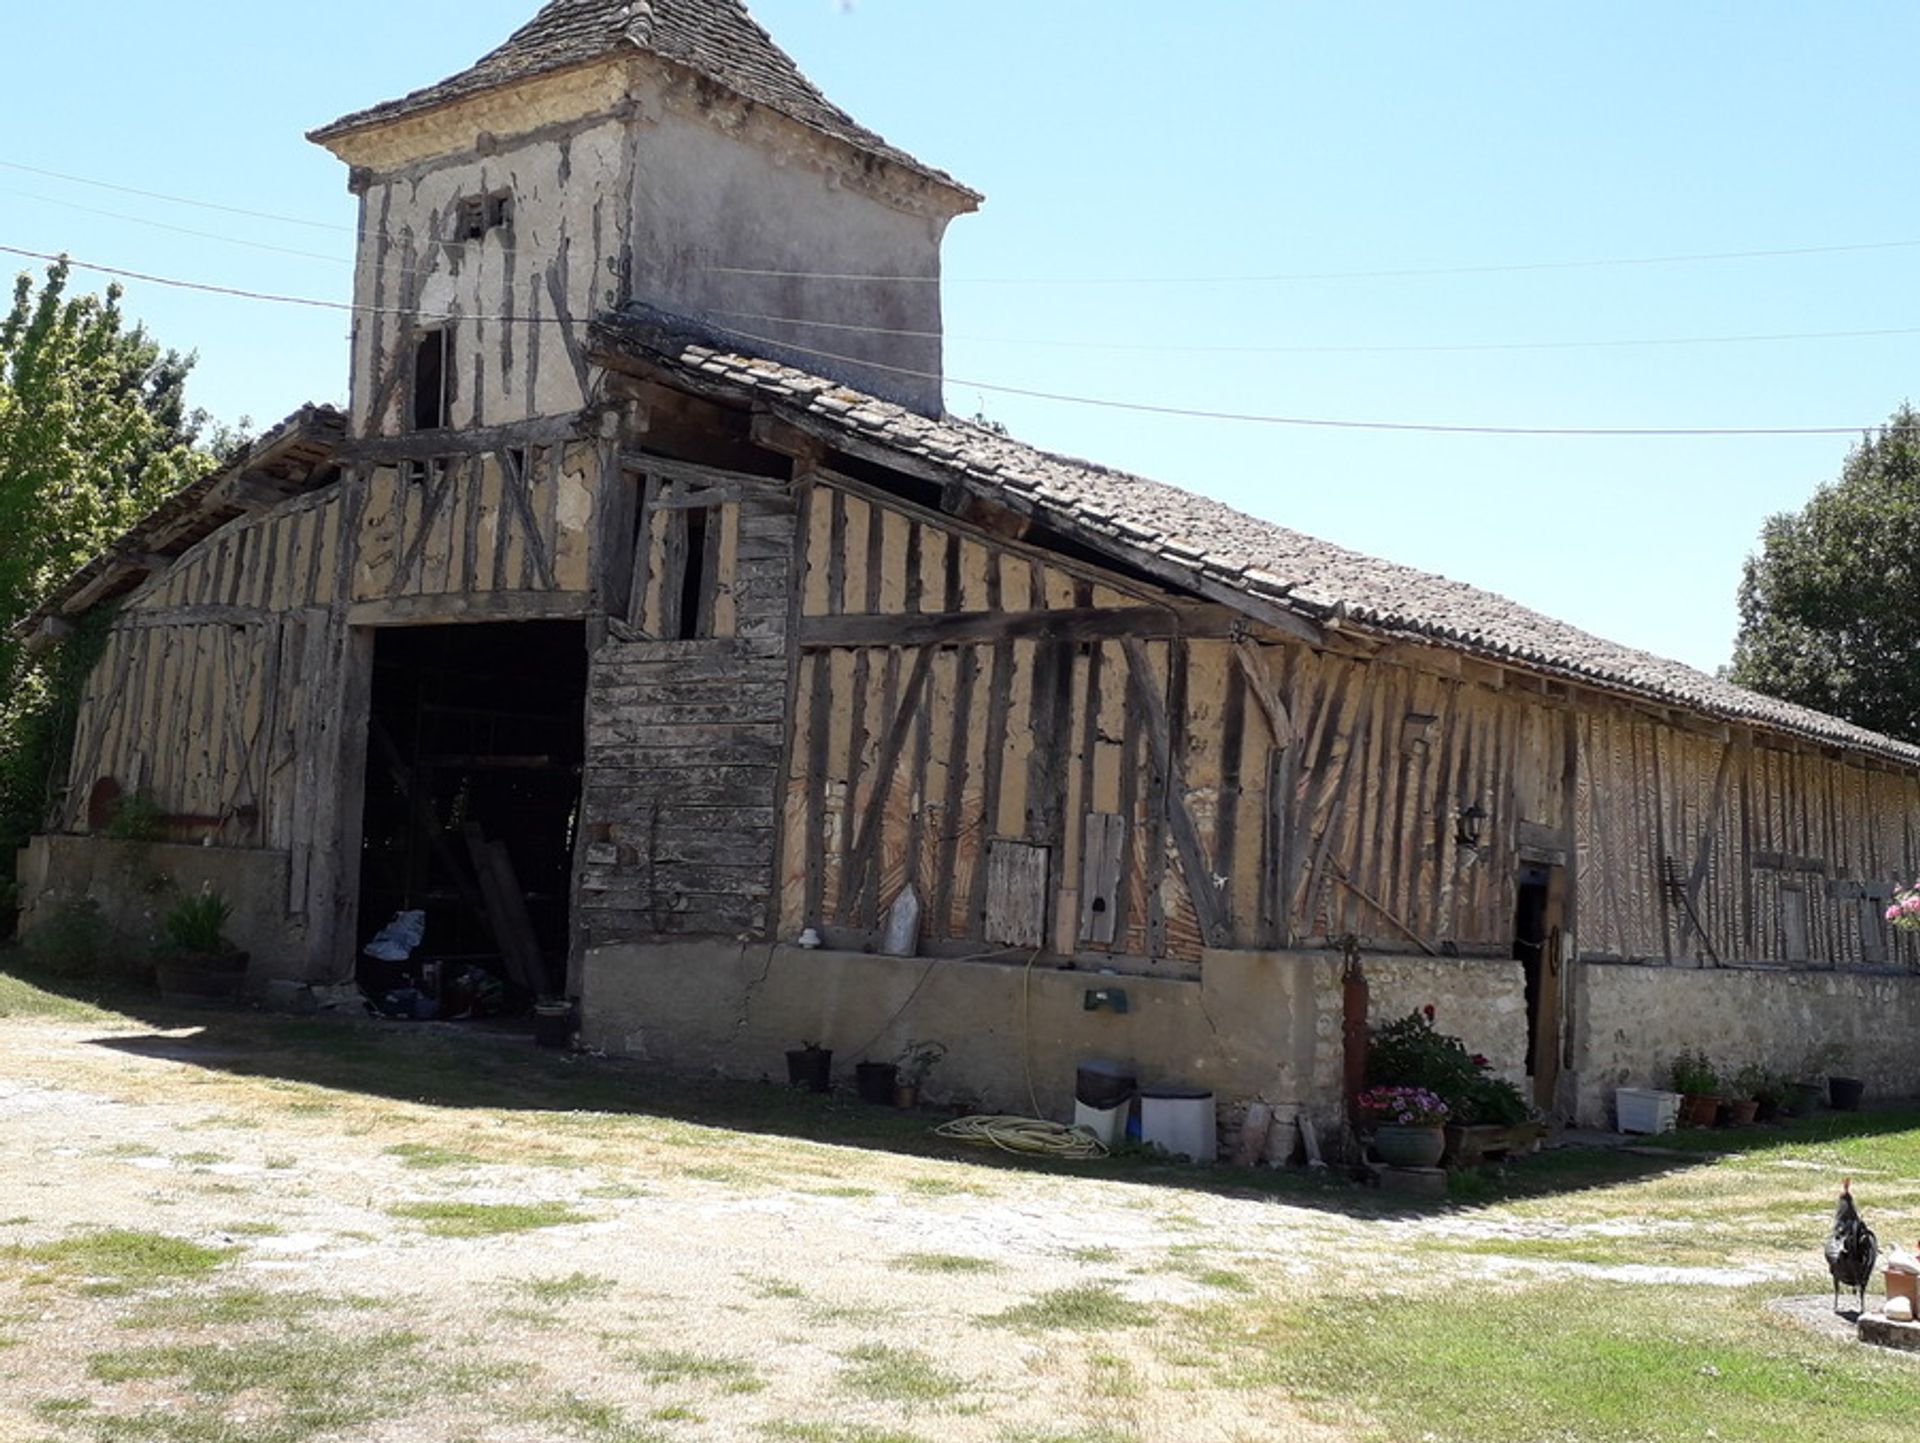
[{"x1": 310, "y1": 0, "x2": 974, "y2": 196}]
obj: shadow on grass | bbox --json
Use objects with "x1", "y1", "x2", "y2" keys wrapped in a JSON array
[{"x1": 12, "y1": 955, "x2": 1904, "y2": 1222}]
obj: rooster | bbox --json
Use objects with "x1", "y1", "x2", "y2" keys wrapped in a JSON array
[{"x1": 1825, "y1": 1177, "x2": 1879, "y2": 1314}]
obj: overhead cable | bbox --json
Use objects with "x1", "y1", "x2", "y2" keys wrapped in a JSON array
[
  {"x1": 10, "y1": 153, "x2": 1920, "y2": 287},
  {"x1": 4, "y1": 242, "x2": 1910, "y2": 439}
]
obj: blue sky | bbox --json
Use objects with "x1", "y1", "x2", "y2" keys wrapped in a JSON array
[{"x1": 6, "y1": 2, "x2": 1919, "y2": 674}]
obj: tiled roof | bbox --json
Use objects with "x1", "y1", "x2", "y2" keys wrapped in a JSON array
[
  {"x1": 310, "y1": 0, "x2": 974, "y2": 196},
  {"x1": 13, "y1": 406, "x2": 347, "y2": 642},
  {"x1": 595, "y1": 310, "x2": 1920, "y2": 769}
]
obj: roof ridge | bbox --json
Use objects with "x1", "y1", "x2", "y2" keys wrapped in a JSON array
[{"x1": 309, "y1": 0, "x2": 977, "y2": 197}]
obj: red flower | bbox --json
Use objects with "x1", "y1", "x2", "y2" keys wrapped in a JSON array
[
  {"x1": 1422, "y1": 1004, "x2": 1436, "y2": 1022},
  {"x1": 1472, "y1": 1054, "x2": 1489, "y2": 1068}
]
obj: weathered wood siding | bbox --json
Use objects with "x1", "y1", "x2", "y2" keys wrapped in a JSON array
[
  {"x1": 771, "y1": 481, "x2": 1575, "y2": 965},
  {"x1": 1575, "y1": 712, "x2": 1920, "y2": 967},
  {"x1": 575, "y1": 464, "x2": 798, "y2": 942},
  {"x1": 60, "y1": 437, "x2": 602, "y2": 940}
]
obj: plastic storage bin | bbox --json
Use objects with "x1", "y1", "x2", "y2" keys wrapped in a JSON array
[
  {"x1": 1615, "y1": 1087, "x2": 1680, "y2": 1135},
  {"x1": 1140, "y1": 1086, "x2": 1217, "y2": 1163}
]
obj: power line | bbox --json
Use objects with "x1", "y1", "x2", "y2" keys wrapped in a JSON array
[
  {"x1": 704, "y1": 304, "x2": 1920, "y2": 358},
  {"x1": 10, "y1": 153, "x2": 1920, "y2": 289},
  {"x1": 4, "y1": 241, "x2": 1905, "y2": 438},
  {"x1": 0, "y1": 158, "x2": 351, "y2": 234},
  {"x1": 3, "y1": 188, "x2": 350, "y2": 265},
  {"x1": 705, "y1": 233, "x2": 1920, "y2": 286}
]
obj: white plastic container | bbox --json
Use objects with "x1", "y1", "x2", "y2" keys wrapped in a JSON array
[
  {"x1": 1140, "y1": 1087, "x2": 1217, "y2": 1163},
  {"x1": 1072, "y1": 1098, "x2": 1127, "y2": 1148},
  {"x1": 1615, "y1": 1087, "x2": 1681, "y2": 1135}
]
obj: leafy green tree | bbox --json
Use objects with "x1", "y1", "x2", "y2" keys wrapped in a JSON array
[
  {"x1": 0, "y1": 261, "x2": 229, "y2": 919},
  {"x1": 1730, "y1": 404, "x2": 1920, "y2": 743}
]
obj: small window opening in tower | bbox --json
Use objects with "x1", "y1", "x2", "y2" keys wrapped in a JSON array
[{"x1": 411, "y1": 328, "x2": 449, "y2": 432}]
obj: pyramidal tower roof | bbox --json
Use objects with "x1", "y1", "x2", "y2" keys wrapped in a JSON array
[{"x1": 310, "y1": 0, "x2": 975, "y2": 197}]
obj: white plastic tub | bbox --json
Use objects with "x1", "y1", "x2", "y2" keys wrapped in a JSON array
[
  {"x1": 1615, "y1": 1087, "x2": 1681, "y2": 1135},
  {"x1": 1140, "y1": 1087, "x2": 1217, "y2": 1163}
]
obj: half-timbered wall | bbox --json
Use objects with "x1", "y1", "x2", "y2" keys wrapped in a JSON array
[
  {"x1": 1575, "y1": 712, "x2": 1920, "y2": 967},
  {"x1": 58, "y1": 434, "x2": 603, "y2": 958},
  {"x1": 770, "y1": 479, "x2": 1578, "y2": 967}
]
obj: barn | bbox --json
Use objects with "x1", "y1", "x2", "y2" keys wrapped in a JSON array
[{"x1": 16, "y1": 0, "x2": 1920, "y2": 1131}]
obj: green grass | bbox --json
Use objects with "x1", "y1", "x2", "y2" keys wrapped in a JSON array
[
  {"x1": 838, "y1": 1343, "x2": 966, "y2": 1405},
  {"x1": 79, "y1": 1329, "x2": 452, "y2": 1443},
  {"x1": 624, "y1": 1348, "x2": 765, "y2": 1394},
  {"x1": 762, "y1": 1424, "x2": 929, "y2": 1443},
  {"x1": 385, "y1": 1142, "x2": 488, "y2": 1170},
  {"x1": 1195, "y1": 1282, "x2": 1920, "y2": 1443},
  {"x1": 512, "y1": 1271, "x2": 616, "y2": 1303},
  {"x1": 120, "y1": 1287, "x2": 376, "y2": 1330},
  {"x1": 984, "y1": 1284, "x2": 1155, "y2": 1332},
  {"x1": 386, "y1": 1201, "x2": 588, "y2": 1237},
  {"x1": 0, "y1": 965, "x2": 125, "y2": 1022},
  {"x1": 891, "y1": 1251, "x2": 1002, "y2": 1275},
  {"x1": 520, "y1": 1393, "x2": 662, "y2": 1442},
  {"x1": 17, "y1": 1229, "x2": 236, "y2": 1290}
]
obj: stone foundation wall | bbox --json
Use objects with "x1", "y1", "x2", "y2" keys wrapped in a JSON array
[
  {"x1": 1568, "y1": 959, "x2": 1920, "y2": 1126},
  {"x1": 579, "y1": 941, "x2": 1529, "y2": 1137},
  {"x1": 14, "y1": 835, "x2": 306, "y2": 983}
]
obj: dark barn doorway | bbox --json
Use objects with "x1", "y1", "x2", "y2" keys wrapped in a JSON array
[
  {"x1": 1513, "y1": 863, "x2": 1565, "y2": 1113},
  {"x1": 356, "y1": 621, "x2": 587, "y2": 1010}
]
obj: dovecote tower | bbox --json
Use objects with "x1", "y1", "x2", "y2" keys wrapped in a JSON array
[{"x1": 310, "y1": 0, "x2": 979, "y2": 424}]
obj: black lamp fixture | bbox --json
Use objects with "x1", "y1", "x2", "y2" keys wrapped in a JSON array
[{"x1": 1455, "y1": 802, "x2": 1487, "y2": 850}]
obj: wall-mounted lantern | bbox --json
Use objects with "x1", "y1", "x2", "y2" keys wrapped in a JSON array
[{"x1": 1455, "y1": 802, "x2": 1488, "y2": 850}]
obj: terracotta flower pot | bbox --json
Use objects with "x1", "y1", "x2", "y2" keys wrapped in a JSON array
[
  {"x1": 1723, "y1": 1099, "x2": 1760, "y2": 1127},
  {"x1": 1681, "y1": 1093, "x2": 1720, "y2": 1127}
]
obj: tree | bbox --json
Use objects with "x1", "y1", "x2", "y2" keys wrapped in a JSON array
[
  {"x1": 0, "y1": 260, "x2": 229, "y2": 918},
  {"x1": 1730, "y1": 403, "x2": 1920, "y2": 742}
]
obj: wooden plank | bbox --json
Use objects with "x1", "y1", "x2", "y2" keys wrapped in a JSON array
[
  {"x1": 464, "y1": 823, "x2": 547, "y2": 993},
  {"x1": 984, "y1": 840, "x2": 1049, "y2": 949},
  {"x1": 336, "y1": 413, "x2": 584, "y2": 463},
  {"x1": 1079, "y1": 812, "x2": 1126, "y2": 945},
  {"x1": 1120, "y1": 638, "x2": 1230, "y2": 948}
]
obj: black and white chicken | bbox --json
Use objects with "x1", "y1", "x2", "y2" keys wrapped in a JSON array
[{"x1": 1825, "y1": 1177, "x2": 1878, "y2": 1314}]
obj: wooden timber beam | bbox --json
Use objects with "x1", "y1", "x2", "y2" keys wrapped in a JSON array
[
  {"x1": 798, "y1": 605, "x2": 1245, "y2": 649},
  {"x1": 838, "y1": 647, "x2": 938, "y2": 918},
  {"x1": 336, "y1": 414, "x2": 585, "y2": 464},
  {"x1": 21, "y1": 615, "x2": 72, "y2": 656},
  {"x1": 1233, "y1": 638, "x2": 1295, "y2": 749},
  {"x1": 1120, "y1": 638, "x2": 1231, "y2": 948}
]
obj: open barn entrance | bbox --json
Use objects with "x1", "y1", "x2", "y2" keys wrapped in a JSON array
[
  {"x1": 1514, "y1": 863, "x2": 1565, "y2": 1113},
  {"x1": 355, "y1": 621, "x2": 587, "y2": 1014}
]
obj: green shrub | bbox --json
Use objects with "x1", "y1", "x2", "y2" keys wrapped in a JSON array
[
  {"x1": 104, "y1": 791, "x2": 165, "y2": 842},
  {"x1": 160, "y1": 889, "x2": 234, "y2": 957},
  {"x1": 1367, "y1": 1008, "x2": 1531, "y2": 1126},
  {"x1": 1669, "y1": 1048, "x2": 1719, "y2": 1096},
  {"x1": 21, "y1": 898, "x2": 115, "y2": 978}
]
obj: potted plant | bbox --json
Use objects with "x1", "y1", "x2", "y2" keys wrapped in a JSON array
[
  {"x1": 1724, "y1": 1065, "x2": 1765, "y2": 1127},
  {"x1": 1357, "y1": 1085, "x2": 1451, "y2": 1168},
  {"x1": 1669, "y1": 1049, "x2": 1721, "y2": 1127},
  {"x1": 154, "y1": 888, "x2": 248, "y2": 1005},
  {"x1": 854, "y1": 1058, "x2": 899, "y2": 1105},
  {"x1": 1791, "y1": 1043, "x2": 1847, "y2": 1114},
  {"x1": 785, "y1": 1041, "x2": 833, "y2": 1093},
  {"x1": 892, "y1": 1040, "x2": 947, "y2": 1109},
  {"x1": 1368, "y1": 1007, "x2": 1537, "y2": 1162},
  {"x1": 1735, "y1": 1064, "x2": 1786, "y2": 1123},
  {"x1": 533, "y1": 998, "x2": 574, "y2": 1050}
]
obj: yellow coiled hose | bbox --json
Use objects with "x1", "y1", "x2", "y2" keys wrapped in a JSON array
[{"x1": 933, "y1": 1115, "x2": 1110, "y2": 1160}]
